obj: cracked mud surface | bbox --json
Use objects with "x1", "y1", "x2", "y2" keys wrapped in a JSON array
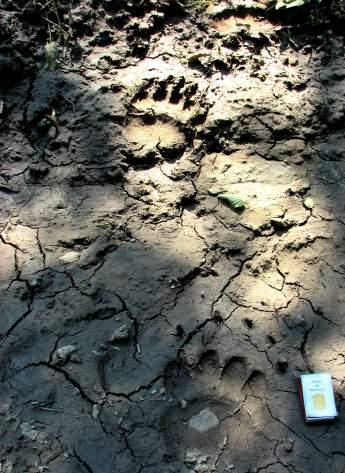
[{"x1": 1, "y1": 0, "x2": 345, "y2": 472}]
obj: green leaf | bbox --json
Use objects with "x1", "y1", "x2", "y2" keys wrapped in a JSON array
[
  {"x1": 303, "y1": 197, "x2": 314, "y2": 209},
  {"x1": 218, "y1": 193, "x2": 246, "y2": 210}
]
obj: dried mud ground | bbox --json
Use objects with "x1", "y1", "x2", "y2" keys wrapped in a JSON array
[{"x1": 1, "y1": 1, "x2": 345, "y2": 472}]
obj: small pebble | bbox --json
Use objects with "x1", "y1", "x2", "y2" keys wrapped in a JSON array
[
  {"x1": 53, "y1": 345, "x2": 77, "y2": 364},
  {"x1": 109, "y1": 324, "x2": 130, "y2": 343},
  {"x1": 91, "y1": 404, "x2": 100, "y2": 419}
]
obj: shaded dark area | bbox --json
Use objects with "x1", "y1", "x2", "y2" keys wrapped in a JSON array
[{"x1": 1, "y1": 1, "x2": 345, "y2": 472}]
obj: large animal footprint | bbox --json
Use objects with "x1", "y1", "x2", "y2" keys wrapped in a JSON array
[
  {"x1": 161, "y1": 352, "x2": 269, "y2": 471},
  {"x1": 166, "y1": 350, "x2": 268, "y2": 404},
  {"x1": 132, "y1": 76, "x2": 208, "y2": 124}
]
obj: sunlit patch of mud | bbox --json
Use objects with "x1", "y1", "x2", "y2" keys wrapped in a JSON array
[
  {"x1": 198, "y1": 151, "x2": 310, "y2": 231},
  {"x1": 211, "y1": 15, "x2": 277, "y2": 36},
  {"x1": 124, "y1": 119, "x2": 185, "y2": 151},
  {"x1": 206, "y1": 0, "x2": 271, "y2": 15}
]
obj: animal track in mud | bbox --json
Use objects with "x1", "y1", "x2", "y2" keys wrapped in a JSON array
[
  {"x1": 132, "y1": 76, "x2": 207, "y2": 124},
  {"x1": 123, "y1": 76, "x2": 208, "y2": 164},
  {"x1": 123, "y1": 117, "x2": 186, "y2": 163},
  {"x1": 211, "y1": 13, "x2": 278, "y2": 37},
  {"x1": 165, "y1": 350, "x2": 268, "y2": 406},
  {"x1": 161, "y1": 351, "x2": 268, "y2": 464}
]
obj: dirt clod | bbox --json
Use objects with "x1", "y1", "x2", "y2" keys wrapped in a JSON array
[{"x1": 109, "y1": 324, "x2": 130, "y2": 343}]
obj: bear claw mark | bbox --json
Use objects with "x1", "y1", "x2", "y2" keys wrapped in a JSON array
[{"x1": 131, "y1": 76, "x2": 208, "y2": 124}]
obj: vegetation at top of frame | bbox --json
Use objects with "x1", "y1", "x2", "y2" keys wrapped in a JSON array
[
  {"x1": 31, "y1": 0, "x2": 73, "y2": 70},
  {"x1": 187, "y1": 0, "x2": 323, "y2": 13},
  {"x1": 187, "y1": 0, "x2": 212, "y2": 13},
  {"x1": 34, "y1": 0, "x2": 72, "y2": 42},
  {"x1": 275, "y1": 0, "x2": 322, "y2": 9}
]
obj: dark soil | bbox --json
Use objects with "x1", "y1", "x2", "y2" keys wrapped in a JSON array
[{"x1": 1, "y1": 0, "x2": 345, "y2": 472}]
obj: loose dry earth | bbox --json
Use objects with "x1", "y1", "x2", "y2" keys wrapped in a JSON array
[{"x1": 1, "y1": 0, "x2": 345, "y2": 472}]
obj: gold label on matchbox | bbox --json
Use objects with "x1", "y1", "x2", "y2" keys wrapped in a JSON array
[{"x1": 300, "y1": 373, "x2": 338, "y2": 422}]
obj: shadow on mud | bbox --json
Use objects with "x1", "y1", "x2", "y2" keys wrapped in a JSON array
[{"x1": 1, "y1": 5, "x2": 345, "y2": 472}]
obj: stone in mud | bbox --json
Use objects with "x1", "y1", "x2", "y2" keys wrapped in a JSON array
[
  {"x1": 109, "y1": 324, "x2": 130, "y2": 343},
  {"x1": 59, "y1": 251, "x2": 80, "y2": 264},
  {"x1": 52, "y1": 345, "x2": 77, "y2": 365},
  {"x1": 92, "y1": 404, "x2": 101, "y2": 419},
  {"x1": 188, "y1": 408, "x2": 219, "y2": 433}
]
